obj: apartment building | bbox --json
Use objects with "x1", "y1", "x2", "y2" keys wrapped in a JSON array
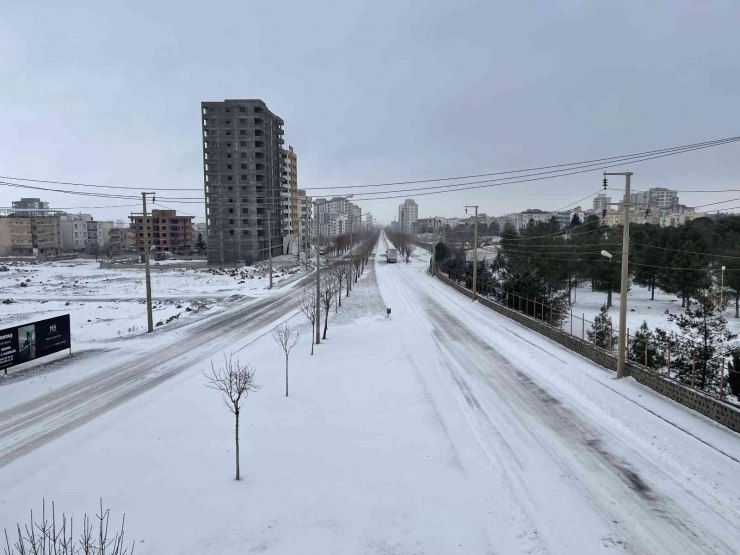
[
  {"x1": 0, "y1": 214, "x2": 61, "y2": 256},
  {"x1": 397, "y1": 199, "x2": 418, "y2": 234},
  {"x1": 201, "y1": 99, "x2": 285, "y2": 265},
  {"x1": 129, "y1": 209, "x2": 194, "y2": 253},
  {"x1": 593, "y1": 194, "x2": 612, "y2": 213},
  {"x1": 281, "y1": 146, "x2": 299, "y2": 236},
  {"x1": 59, "y1": 213, "x2": 93, "y2": 252},
  {"x1": 108, "y1": 226, "x2": 135, "y2": 254}
]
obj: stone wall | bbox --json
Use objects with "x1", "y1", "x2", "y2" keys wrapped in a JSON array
[{"x1": 435, "y1": 272, "x2": 740, "y2": 434}]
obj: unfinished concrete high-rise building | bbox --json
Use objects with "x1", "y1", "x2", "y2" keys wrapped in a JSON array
[{"x1": 201, "y1": 99, "x2": 285, "y2": 265}]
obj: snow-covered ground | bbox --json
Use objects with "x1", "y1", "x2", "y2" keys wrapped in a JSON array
[
  {"x1": 567, "y1": 283, "x2": 740, "y2": 336},
  {"x1": 0, "y1": 257, "x2": 307, "y2": 344},
  {"x1": 0, "y1": 233, "x2": 738, "y2": 553}
]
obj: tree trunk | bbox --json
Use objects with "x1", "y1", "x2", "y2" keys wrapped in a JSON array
[
  {"x1": 568, "y1": 274, "x2": 572, "y2": 305},
  {"x1": 234, "y1": 410, "x2": 240, "y2": 481},
  {"x1": 323, "y1": 306, "x2": 329, "y2": 339},
  {"x1": 311, "y1": 331, "x2": 314, "y2": 355},
  {"x1": 651, "y1": 275, "x2": 655, "y2": 300},
  {"x1": 285, "y1": 354, "x2": 289, "y2": 397},
  {"x1": 607, "y1": 289, "x2": 612, "y2": 308},
  {"x1": 735, "y1": 291, "x2": 739, "y2": 319}
]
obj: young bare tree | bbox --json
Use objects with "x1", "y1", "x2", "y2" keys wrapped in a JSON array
[
  {"x1": 331, "y1": 260, "x2": 350, "y2": 307},
  {"x1": 405, "y1": 242, "x2": 416, "y2": 263},
  {"x1": 4, "y1": 499, "x2": 134, "y2": 555},
  {"x1": 298, "y1": 285, "x2": 317, "y2": 355},
  {"x1": 204, "y1": 354, "x2": 261, "y2": 481},
  {"x1": 272, "y1": 322, "x2": 301, "y2": 397},
  {"x1": 320, "y1": 274, "x2": 339, "y2": 339}
]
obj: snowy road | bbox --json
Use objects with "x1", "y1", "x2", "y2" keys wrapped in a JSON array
[
  {"x1": 375, "y1": 233, "x2": 740, "y2": 554},
  {"x1": 1, "y1": 235, "x2": 739, "y2": 553},
  {"x1": 0, "y1": 273, "x2": 313, "y2": 467}
]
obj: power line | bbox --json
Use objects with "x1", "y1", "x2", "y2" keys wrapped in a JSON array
[
  {"x1": 344, "y1": 139, "x2": 740, "y2": 201},
  {"x1": 304, "y1": 135, "x2": 740, "y2": 190}
]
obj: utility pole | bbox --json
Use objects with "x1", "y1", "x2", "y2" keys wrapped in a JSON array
[
  {"x1": 267, "y1": 210, "x2": 273, "y2": 289},
  {"x1": 465, "y1": 205, "x2": 479, "y2": 300},
  {"x1": 431, "y1": 218, "x2": 439, "y2": 276},
  {"x1": 141, "y1": 192, "x2": 156, "y2": 333},
  {"x1": 315, "y1": 215, "x2": 321, "y2": 345},
  {"x1": 304, "y1": 217, "x2": 309, "y2": 270},
  {"x1": 604, "y1": 171, "x2": 632, "y2": 379}
]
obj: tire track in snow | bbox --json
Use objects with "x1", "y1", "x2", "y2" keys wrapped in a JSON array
[{"x1": 422, "y1": 295, "x2": 736, "y2": 554}]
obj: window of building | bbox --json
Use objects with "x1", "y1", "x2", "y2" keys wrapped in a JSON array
[
  {"x1": 241, "y1": 164, "x2": 247, "y2": 169},
  {"x1": 239, "y1": 118, "x2": 246, "y2": 124},
  {"x1": 227, "y1": 164, "x2": 232, "y2": 170},
  {"x1": 226, "y1": 142, "x2": 232, "y2": 147},
  {"x1": 202, "y1": 107, "x2": 208, "y2": 115},
  {"x1": 227, "y1": 175, "x2": 233, "y2": 181},
  {"x1": 240, "y1": 130, "x2": 246, "y2": 136},
  {"x1": 229, "y1": 208, "x2": 234, "y2": 214},
  {"x1": 240, "y1": 152, "x2": 247, "y2": 159},
  {"x1": 240, "y1": 141, "x2": 247, "y2": 147},
  {"x1": 255, "y1": 141, "x2": 264, "y2": 148},
  {"x1": 226, "y1": 131, "x2": 231, "y2": 136},
  {"x1": 242, "y1": 229, "x2": 249, "y2": 236},
  {"x1": 241, "y1": 175, "x2": 248, "y2": 180},
  {"x1": 227, "y1": 153, "x2": 232, "y2": 158},
  {"x1": 230, "y1": 230, "x2": 235, "y2": 236},
  {"x1": 239, "y1": 107, "x2": 245, "y2": 113}
]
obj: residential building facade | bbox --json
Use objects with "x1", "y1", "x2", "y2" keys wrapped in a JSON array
[
  {"x1": 593, "y1": 194, "x2": 612, "y2": 213},
  {"x1": 397, "y1": 199, "x2": 418, "y2": 234},
  {"x1": 129, "y1": 209, "x2": 195, "y2": 253},
  {"x1": 201, "y1": 99, "x2": 285, "y2": 265},
  {"x1": 59, "y1": 213, "x2": 93, "y2": 252}
]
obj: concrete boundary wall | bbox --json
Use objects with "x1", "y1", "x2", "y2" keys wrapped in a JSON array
[{"x1": 435, "y1": 272, "x2": 740, "y2": 433}]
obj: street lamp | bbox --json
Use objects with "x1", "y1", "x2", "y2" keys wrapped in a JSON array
[
  {"x1": 601, "y1": 250, "x2": 613, "y2": 260},
  {"x1": 464, "y1": 205, "x2": 479, "y2": 300}
]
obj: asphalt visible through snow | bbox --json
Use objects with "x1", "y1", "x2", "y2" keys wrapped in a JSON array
[
  {"x1": 0, "y1": 272, "x2": 317, "y2": 467},
  {"x1": 375, "y1": 232, "x2": 740, "y2": 555}
]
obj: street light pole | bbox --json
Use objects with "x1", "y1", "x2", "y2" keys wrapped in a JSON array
[
  {"x1": 604, "y1": 171, "x2": 633, "y2": 379},
  {"x1": 267, "y1": 210, "x2": 273, "y2": 289},
  {"x1": 465, "y1": 205, "x2": 479, "y2": 300},
  {"x1": 721, "y1": 265, "x2": 726, "y2": 310},
  {"x1": 141, "y1": 192, "x2": 156, "y2": 333}
]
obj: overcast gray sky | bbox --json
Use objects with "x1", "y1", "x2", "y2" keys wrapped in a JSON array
[{"x1": 1, "y1": 0, "x2": 739, "y2": 224}]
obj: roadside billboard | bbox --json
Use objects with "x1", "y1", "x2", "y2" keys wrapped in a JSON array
[{"x1": 0, "y1": 315, "x2": 71, "y2": 374}]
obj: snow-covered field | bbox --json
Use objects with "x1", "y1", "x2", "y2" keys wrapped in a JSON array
[
  {"x1": 0, "y1": 234, "x2": 739, "y2": 553},
  {"x1": 0, "y1": 257, "x2": 307, "y2": 344},
  {"x1": 567, "y1": 283, "x2": 740, "y2": 336}
]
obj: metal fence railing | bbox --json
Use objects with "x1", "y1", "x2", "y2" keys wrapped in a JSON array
[{"x1": 434, "y1": 263, "x2": 740, "y2": 409}]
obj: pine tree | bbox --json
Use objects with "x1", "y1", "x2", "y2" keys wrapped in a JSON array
[
  {"x1": 727, "y1": 349, "x2": 740, "y2": 397},
  {"x1": 667, "y1": 290, "x2": 736, "y2": 391},
  {"x1": 587, "y1": 304, "x2": 617, "y2": 352},
  {"x1": 196, "y1": 232, "x2": 206, "y2": 253},
  {"x1": 628, "y1": 320, "x2": 665, "y2": 368}
]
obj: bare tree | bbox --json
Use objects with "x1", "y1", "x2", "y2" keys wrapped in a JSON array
[
  {"x1": 272, "y1": 322, "x2": 301, "y2": 397},
  {"x1": 320, "y1": 274, "x2": 339, "y2": 339},
  {"x1": 298, "y1": 286, "x2": 317, "y2": 355},
  {"x1": 331, "y1": 260, "x2": 350, "y2": 307},
  {"x1": 3, "y1": 499, "x2": 134, "y2": 555},
  {"x1": 203, "y1": 355, "x2": 261, "y2": 481},
  {"x1": 405, "y1": 242, "x2": 415, "y2": 263}
]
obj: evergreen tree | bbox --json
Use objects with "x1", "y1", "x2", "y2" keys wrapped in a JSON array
[
  {"x1": 628, "y1": 320, "x2": 665, "y2": 368},
  {"x1": 570, "y1": 213, "x2": 581, "y2": 227},
  {"x1": 488, "y1": 220, "x2": 501, "y2": 236},
  {"x1": 196, "y1": 232, "x2": 207, "y2": 253},
  {"x1": 435, "y1": 241, "x2": 451, "y2": 263},
  {"x1": 667, "y1": 290, "x2": 736, "y2": 391},
  {"x1": 587, "y1": 304, "x2": 618, "y2": 352},
  {"x1": 728, "y1": 348, "x2": 740, "y2": 397}
]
